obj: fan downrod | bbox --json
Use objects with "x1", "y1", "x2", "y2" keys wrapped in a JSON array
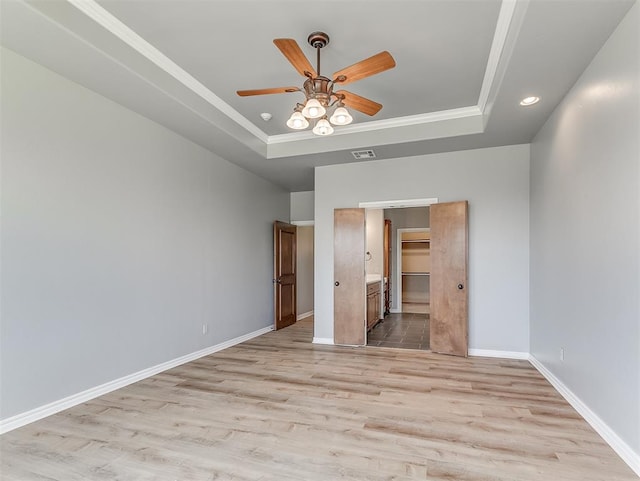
[{"x1": 307, "y1": 32, "x2": 329, "y2": 49}]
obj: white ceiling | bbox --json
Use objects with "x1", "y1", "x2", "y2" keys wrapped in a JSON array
[{"x1": 1, "y1": 0, "x2": 634, "y2": 191}]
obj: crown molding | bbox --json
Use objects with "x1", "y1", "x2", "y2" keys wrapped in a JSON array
[
  {"x1": 478, "y1": 0, "x2": 530, "y2": 122},
  {"x1": 64, "y1": 0, "x2": 523, "y2": 153},
  {"x1": 267, "y1": 106, "x2": 482, "y2": 145},
  {"x1": 66, "y1": 0, "x2": 268, "y2": 143},
  {"x1": 266, "y1": 111, "x2": 484, "y2": 158}
]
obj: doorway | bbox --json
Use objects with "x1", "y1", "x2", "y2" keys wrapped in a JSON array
[
  {"x1": 333, "y1": 200, "x2": 469, "y2": 357},
  {"x1": 295, "y1": 224, "x2": 314, "y2": 321},
  {"x1": 334, "y1": 199, "x2": 468, "y2": 356},
  {"x1": 274, "y1": 221, "x2": 296, "y2": 330},
  {"x1": 367, "y1": 207, "x2": 431, "y2": 351},
  {"x1": 274, "y1": 221, "x2": 314, "y2": 331}
]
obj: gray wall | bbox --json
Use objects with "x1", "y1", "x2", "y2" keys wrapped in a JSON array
[
  {"x1": 314, "y1": 144, "x2": 530, "y2": 351},
  {"x1": 296, "y1": 226, "x2": 314, "y2": 317},
  {"x1": 530, "y1": 2, "x2": 639, "y2": 455},
  {"x1": 365, "y1": 209, "x2": 384, "y2": 277},
  {"x1": 290, "y1": 191, "x2": 314, "y2": 222},
  {"x1": 0, "y1": 48, "x2": 289, "y2": 419},
  {"x1": 384, "y1": 207, "x2": 430, "y2": 311}
]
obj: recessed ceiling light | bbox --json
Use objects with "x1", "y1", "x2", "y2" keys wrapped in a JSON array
[
  {"x1": 520, "y1": 96, "x2": 540, "y2": 106},
  {"x1": 260, "y1": 112, "x2": 272, "y2": 121}
]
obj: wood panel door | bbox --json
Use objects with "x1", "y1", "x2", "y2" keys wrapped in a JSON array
[
  {"x1": 430, "y1": 201, "x2": 468, "y2": 356},
  {"x1": 383, "y1": 219, "x2": 391, "y2": 314},
  {"x1": 274, "y1": 221, "x2": 296, "y2": 330},
  {"x1": 334, "y1": 208, "x2": 366, "y2": 346}
]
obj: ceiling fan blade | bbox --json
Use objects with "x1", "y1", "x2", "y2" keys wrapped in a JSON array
[
  {"x1": 336, "y1": 90, "x2": 382, "y2": 116},
  {"x1": 273, "y1": 38, "x2": 317, "y2": 77},
  {"x1": 237, "y1": 87, "x2": 300, "y2": 96},
  {"x1": 333, "y1": 51, "x2": 396, "y2": 85}
]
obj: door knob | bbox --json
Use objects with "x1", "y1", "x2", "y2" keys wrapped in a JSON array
[
  {"x1": 457, "y1": 283, "x2": 464, "y2": 290},
  {"x1": 276, "y1": 278, "x2": 282, "y2": 284},
  {"x1": 335, "y1": 281, "x2": 340, "y2": 286}
]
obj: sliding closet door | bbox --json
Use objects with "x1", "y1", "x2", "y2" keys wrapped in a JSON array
[
  {"x1": 430, "y1": 201, "x2": 468, "y2": 357},
  {"x1": 334, "y1": 208, "x2": 366, "y2": 346}
]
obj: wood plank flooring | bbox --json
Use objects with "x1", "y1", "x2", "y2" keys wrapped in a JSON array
[{"x1": 1, "y1": 317, "x2": 636, "y2": 480}]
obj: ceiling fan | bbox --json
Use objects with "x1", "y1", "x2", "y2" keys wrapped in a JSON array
[{"x1": 237, "y1": 32, "x2": 396, "y2": 136}]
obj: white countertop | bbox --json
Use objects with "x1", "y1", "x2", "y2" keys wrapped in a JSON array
[{"x1": 366, "y1": 274, "x2": 383, "y2": 284}]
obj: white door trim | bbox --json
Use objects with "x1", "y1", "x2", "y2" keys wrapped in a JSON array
[
  {"x1": 358, "y1": 198, "x2": 438, "y2": 209},
  {"x1": 291, "y1": 220, "x2": 314, "y2": 226}
]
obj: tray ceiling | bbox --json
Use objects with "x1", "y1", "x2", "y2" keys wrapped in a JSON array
[{"x1": 1, "y1": 0, "x2": 634, "y2": 190}]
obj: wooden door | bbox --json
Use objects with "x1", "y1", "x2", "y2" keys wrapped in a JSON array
[
  {"x1": 430, "y1": 201, "x2": 468, "y2": 356},
  {"x1": 274, "y1": 221, "x2": 296, "y2": 330},
  {"x1": 334, "y1": 208, "x2": 366, "y2": 346},
  {"x1": 383, "y1": 219, "x2": 391, "y2": 314}
]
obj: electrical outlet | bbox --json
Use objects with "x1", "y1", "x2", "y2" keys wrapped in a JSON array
[
  {"x1": 202, "y1": 324, "x2": 208, "y2": 335},
  {"x1": 560, "y1": 348, "x2": 565, "y2": 361}
]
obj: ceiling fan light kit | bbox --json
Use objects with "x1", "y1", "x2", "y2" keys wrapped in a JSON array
[
  {"x1": 330, "y1": 106, "x2": 353, "y2": 126},
  {"x1": 286, "y1": 111, "x2": 309, "y2": 130},
  {"x1": 312, "y1": 118, "x2": 334, "y2": 136},
  {"x1": 301, "y1": 98, "x2": 325, "y2": 119},
  {"x1": 237, "y1": 31, "x2": 395, "y2": 136}
]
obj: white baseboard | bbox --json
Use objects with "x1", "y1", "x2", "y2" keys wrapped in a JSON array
[
  {"x1": 529, "y1": 355, "x2": 640, "y2": 477},
  {"x1": 389, "y1": 308, "x2": 402, "y2": 313},
  {"x1": 468, "y1": 348, "x2": 530, "y2": 360},
  {"x1": 297, "y1": 310, "x2": 314, "y2": 321},
  {"x1": 0, "y1": 325, "x2": 273, "y2": 435},
  {"x1": 312, "y1": 337, "x2": 334, "y2": 345}
]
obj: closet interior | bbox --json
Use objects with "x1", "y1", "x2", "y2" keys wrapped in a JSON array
[{"x1": 401, "y1": 230, "x2": 430, "y2": 313}]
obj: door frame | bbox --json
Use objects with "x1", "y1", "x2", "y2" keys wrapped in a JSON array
[
  {"x1": 359, "y1": 198, "x2": 439, "y2": 209},
  {"x1": 291, "y1": 221, "x2": 314, "y2": 321},
  {"x1": 358, "y1": 198, "x2": 438, "y2": 316},
  {"x1": 329, "y1": 199, "x2": 438, "y2": 345}
]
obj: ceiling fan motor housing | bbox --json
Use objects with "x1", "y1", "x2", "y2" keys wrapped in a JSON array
[
  {"x1": 304, "y1": 77, "x2": 333, "y2": 105},
  {"x1": 307, "y1": 31, "x2": 329, "y2": 49}
]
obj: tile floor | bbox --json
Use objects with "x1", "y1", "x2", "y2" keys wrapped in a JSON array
[{"x1": 367, "y1": 312, "x2": 430, "y2": 350}]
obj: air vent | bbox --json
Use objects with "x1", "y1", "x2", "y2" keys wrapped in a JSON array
[{"x1": 351, "y1": 149, "x2": 376, "y2": 160}]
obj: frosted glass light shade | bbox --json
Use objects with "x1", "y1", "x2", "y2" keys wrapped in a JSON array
[
  {"x1": 329, "y1": 106, "x2": 353, "y2": 125},
  {"x1": 312, "y1": 118, "x2": 334, "y2": 136},
  {"x1": 301, "y1": 98, "x2": 326, "y2": 119},
  {"x1": 286, "y1": 111, "x2": 309, "y2": 130}
]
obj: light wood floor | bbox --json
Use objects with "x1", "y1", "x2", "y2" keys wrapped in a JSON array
[{"x1": 1, "y1": 318, "x2": 636, "y2": 480}]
